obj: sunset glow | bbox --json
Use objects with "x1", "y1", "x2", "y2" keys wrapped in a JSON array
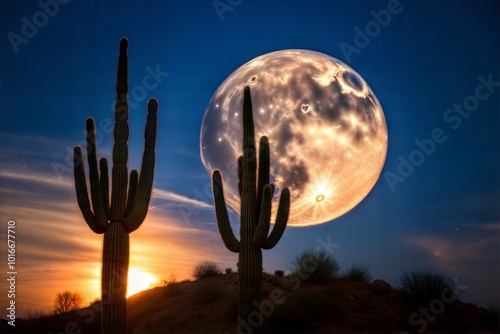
[
  {"x1": 127, "y1": 268, "x2": 157, "y2": 298},
  {"x1": 0, "y1": 0, "x2": 498, "y2": 323}
]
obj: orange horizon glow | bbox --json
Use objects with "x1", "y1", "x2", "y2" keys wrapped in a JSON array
[{"x1": 126, "y1": 268, "x2": 157, "y2": 297}]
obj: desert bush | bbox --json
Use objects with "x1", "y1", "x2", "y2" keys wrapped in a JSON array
[
  {"x1": 399, "y1": 270, "x2": 459, "y2": 304},
  {"x1": 225, "y1": 267, "x2": 233, "y2": 274},
  {"x1": 291, "y1": 249, "x2": 340, "y2": 284},
  {"x1": 162, "y1": 273, "x2": 178, "y2": 286},
  {"x1": 53, "y1": 291, "x2": 83, "y2": 314},
  {"x1": 274, "y1": 269, "x2": 284, "y2": 277},
  {"x1": 342, "y1": 264, "x2": 373, "y2": 283},
  {"x1": 193, "y1": 261, "x2": 221, "y2": 279},
  {"x1": 192, "y1": 280, "x2": 225, "y2": 304}
]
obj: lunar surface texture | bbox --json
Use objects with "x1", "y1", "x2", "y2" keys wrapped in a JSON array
[{"x1": 200, "y1": 50, "x2": 387, "y2": 226}]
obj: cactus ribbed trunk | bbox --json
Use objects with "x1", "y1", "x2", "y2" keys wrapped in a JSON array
[
  {"x1": 102, "y1": 222, "x2": 129, "y2": 333},
  {"x1": 212, "y1": 86, "x2": 290, "y2": 333},
  {"x1": 239, "y1": 88, "x2": 262, "y2": 323},
  {"x1": 239, "y1": 243, "x2": 262, "y2": 323},
  {"x1": 73, "y1": 37, "x2": 158, "y2": 334}
]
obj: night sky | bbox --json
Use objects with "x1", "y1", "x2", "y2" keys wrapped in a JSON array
[{"x1": 1, "y1": 0, "x2": 499, "y2": 316}]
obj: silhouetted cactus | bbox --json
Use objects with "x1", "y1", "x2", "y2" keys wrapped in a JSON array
[
  {"x1": 212, "y1": 86, "x2": 290, "y2": 332},
  {"x1": 73, "y1": 38, "x2": 158, "y2": 334}
]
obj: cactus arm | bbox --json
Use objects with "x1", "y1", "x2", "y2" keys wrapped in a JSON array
[
  {"x1": 124, "y1": 98, "x2": 158, "y2": 232},
  {"x1": 213, "y1": 86, "x2": 291, "y2": 333},
  {"x1": 252, "y1": 185, "x2": 272, "y2": 247},
  {"x1": 99, "y1": 158, "x2": 110, "y2": 217},
  {"x1": 262, "y1": 188, "x2": 290, "y2": 249},
  {"x1": 213, "y1": 170, "x2": 240, "y2": 253},
  {"x1": 124, "y1": 169, "x2": 138, "y2": 217},
  {"x1": 110, "y1": 37, "x2": 130, "y2": 221},
  {"x1": 85, "y1": 118, "x2": 109, "y2": 226},
  {"x1": 74, "y1": 147, "x2": 107, "y2": 234}
]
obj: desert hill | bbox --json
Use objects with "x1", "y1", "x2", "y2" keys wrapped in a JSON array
[{"x1": 1, "y1": 273, "x2": 498, "y2": 333}]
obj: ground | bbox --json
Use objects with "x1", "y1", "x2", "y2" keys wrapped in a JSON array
[{"x1": 1, "y1": 273, "x2": 498, "y2": 333}]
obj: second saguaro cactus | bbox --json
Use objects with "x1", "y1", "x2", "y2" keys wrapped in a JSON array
[
  {"x1": 212, "y1": 86, "x2": 290, "y2": 332},
  {"x1": 73, "y1": 38, "x2": 158, "y2": 334}
]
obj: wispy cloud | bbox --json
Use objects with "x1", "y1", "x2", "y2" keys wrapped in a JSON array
[
  {"x1": 153, "y1": 188, "x2": 212, "y2": 209},
  {"x1": 407, "y1": 234, "x2": 498, "y2": 264},
  {"x1": 0, "y1": 170, "x2": 73, "y2": 188},
  {"x1": 0, "y1": 159, "x2": 228, "y2": 316}
]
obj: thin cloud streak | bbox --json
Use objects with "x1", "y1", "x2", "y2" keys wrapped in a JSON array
[
  {"x1": 1, "y1": 170, "x2": 72, "y2": 189},
  {"x1": 153, "y1": 188, "x2": 212, "y2": 209},
  {"x1": 0, "y1": 164, "x2": 226, "y2": 317}
]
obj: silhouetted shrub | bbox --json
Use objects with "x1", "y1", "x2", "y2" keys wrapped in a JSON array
[
  {"x1": 342, "y1": 264, "x2": 373, "y2": 283},
  {"x1": 225, "y1": 267, "x2": 233, "y2": 274},
  {"x1": 159, "y1": 273, "x2": 177, "y2": 286},
  {"x1": 274, "y1": 269, "x2": 284, "y2": 277},
  {"x1": 291, "y1": 249, "x2": 340, "y2": 284},
  {"x1": 193, "y1": 261, "x2": 221, "y2": 279},
  {"x1": 399, "y1": 270, "x2": 459, "y2": 304},
  {"x1": 53, "y1": 291, "x2": 83, "y2": 314}
]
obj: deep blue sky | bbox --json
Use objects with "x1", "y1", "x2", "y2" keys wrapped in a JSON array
[{"x1": 1, "y1": 0, "x2": 499, "y2": 314}]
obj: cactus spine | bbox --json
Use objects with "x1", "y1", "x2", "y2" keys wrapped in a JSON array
[
  {"x1": 212, "y1": 86, "x2": 290, "y2": 332},
  {"x1": 73, "y1": 38, "x2": 157, "y2": 334}
]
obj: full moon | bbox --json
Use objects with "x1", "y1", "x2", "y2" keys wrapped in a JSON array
[{"x1": 200, "y1": 50, "x2": 387, "y2": 226}]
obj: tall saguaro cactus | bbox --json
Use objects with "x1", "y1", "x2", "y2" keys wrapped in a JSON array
[
  {"x1": 73, "y1": 38, "x2": 158, "y2": 334},
  {"x1": 212, "y1": 86, "x2": 290, "y2": 332}
]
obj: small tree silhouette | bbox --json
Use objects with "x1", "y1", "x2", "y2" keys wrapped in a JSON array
[{"x1": 53, "y1": 291, "x2": 83, "y2": 314}]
